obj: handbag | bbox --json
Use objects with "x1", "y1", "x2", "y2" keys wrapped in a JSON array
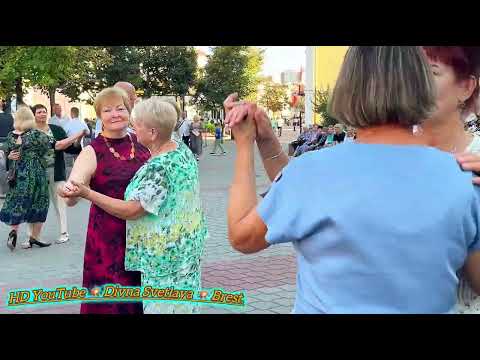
[
  {"x1": 7, "y1": 143, "x2": 21, "y2": 188},
  {"x1": 7, "y1": 163, "x2": 16, "y2": 188}
]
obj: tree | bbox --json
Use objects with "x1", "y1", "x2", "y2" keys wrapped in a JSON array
[
  {"x1": 194, "y1": 46, "x2": 264, "y2": 114},
  {"x1": 97, "y1": 47, "x2": 143, "y2": 90},
  {"x1": 60, "y1": 47, "x2": 113, "y2": 105},
  {"x1": 259, "y1": 81, "x2": 288, "y2": 115},
  {"x1": 138, "y1": 46, "x2": 197, "y2": 110},
  {"x1": 313, "y1": 87, "x2": 337, "y2": 127},
  {"x1": 0, "y1": 46, "x2": 33, "y2": 107},
  {"x1": 0, "y1": 46, "x2": 113, "y2": 113}
]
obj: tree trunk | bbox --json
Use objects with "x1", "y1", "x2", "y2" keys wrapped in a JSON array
[
  {"x1": 48, "y1": 87, "x2": 56, "y2": 116},
  {"x1": 4, "y1": 92, "x2": 12, "y2": 114},
  {"x1": 181, "y1": 95, "x2": 186, "y2": 112},
  {"x1": 15, "y1": 78, "x2": 23, "y2": 106}
]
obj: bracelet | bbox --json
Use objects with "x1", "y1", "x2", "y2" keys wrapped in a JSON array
[{"x1": 266, "y1": 151, "x2": 283, "y2": 160}]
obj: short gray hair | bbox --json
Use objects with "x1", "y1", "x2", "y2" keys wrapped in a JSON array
[
  {"x1": 131, "y1": 97, "x2": 177, "y2": 139},
  {"x1": 329, "y1": 46, "x2": 437, "y2": 128}
]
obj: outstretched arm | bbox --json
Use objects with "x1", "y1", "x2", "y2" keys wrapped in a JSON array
[{"x1": 67, "y1": 180, "x2": 146, "y2": 221}]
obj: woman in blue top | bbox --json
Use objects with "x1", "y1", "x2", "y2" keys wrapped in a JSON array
[{"x1": 225, "y1": 46, "x2": 480, "y2": 314}]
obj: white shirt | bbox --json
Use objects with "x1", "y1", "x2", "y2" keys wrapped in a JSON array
[
  {"x1": 49, "y1": 115, "x2": 68, "y2": 129},
  {"x1": 178, "y1": 118, "x2": 191, "y2": 137},
  {"x1": 277, "y1": 118, "x2": 284, "y2": 127},
  {"x1": 63, "y1": 117, "x2": 90, "y2": 137}
]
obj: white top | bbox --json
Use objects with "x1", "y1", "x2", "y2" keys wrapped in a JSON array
[
  {"x1": 178, "y1": 118, "x2": 191, "y2": 137},
  {"x1": 63, "y1": 117, "x2": 90, "y2": 137},
  {"x1": 49, "y1": 115, "x2": 68, "y2": 129},
  {"x1": 277, "y1": 118, "x2": 284, "y2": 127}
]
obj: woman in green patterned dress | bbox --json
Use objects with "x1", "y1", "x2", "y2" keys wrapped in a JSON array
[
  {"x1": 63, "y1": 97, "x2": 208, "y2": 313},
  {"x1": 0, "y1": 106, "x2": 52, "y2": 250}
]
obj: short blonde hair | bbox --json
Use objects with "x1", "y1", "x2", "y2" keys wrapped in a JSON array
[
  {"x1": 151, "y1": 96, "x2": 181, "y2": 122},
  {"x1": 132, "y1": 97, "x2": 178, "y2": 140},
  {"x1": 329, "y1": 46, "x2": 437, "y2": 128},
  {"x1": 193, "y1": 115, "x2": 201, "y2": 122},
  {"x1": 14, "y1": 106, "x2": 36, "y2": 132},
  {"x1": 94, "y1": 87, "x2": 131, "y2": 118}
]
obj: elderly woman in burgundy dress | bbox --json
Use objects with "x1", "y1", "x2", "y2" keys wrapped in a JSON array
[{"x1": 58, "y1": 86, "x2": 150, "y2": 314}]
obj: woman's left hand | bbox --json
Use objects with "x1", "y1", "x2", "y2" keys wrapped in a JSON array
[{"x1": 456, "y1": 152, "x2": 480, "y2": 185}]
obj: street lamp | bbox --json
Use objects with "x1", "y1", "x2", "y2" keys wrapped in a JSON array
[{"x1": 297, "y1": 84, "x2": 305, "y2": 134}]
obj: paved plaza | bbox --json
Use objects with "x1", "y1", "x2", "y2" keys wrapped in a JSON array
[{"x1": 0, "y1": 126, "x2": 301, "y2": 314}]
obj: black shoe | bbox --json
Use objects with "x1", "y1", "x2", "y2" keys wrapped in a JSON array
[
  {"x1": 29, "y1": 237, "x2": 51, "y2": 248},
  {"x1": 7, "y1": 229, "x2": 17, "y2": 251}
]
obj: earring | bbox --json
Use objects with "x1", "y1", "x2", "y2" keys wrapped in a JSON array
[{"x1": 458, "y1": 99, "x2": 467, "y2": 111}]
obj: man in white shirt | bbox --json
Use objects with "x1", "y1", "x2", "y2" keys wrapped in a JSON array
[
  {"x1": 63, "y1": 107, "x2": 90, "y2": 137},
  {"x1": 49, "y1": 103, "x2": 68, "y2": 129}
]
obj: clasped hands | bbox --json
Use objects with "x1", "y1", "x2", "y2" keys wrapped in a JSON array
[
  {"x1": 57, "y1": 179, "x2": 90, "y2": 199},
  {"x1": 223, "y1": 93, "x2": 274, "y2": 145}
]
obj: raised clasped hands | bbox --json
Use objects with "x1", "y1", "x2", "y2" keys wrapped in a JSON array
[{"x1": 223, "y1": 93, "x2": 274, "y2": 145}]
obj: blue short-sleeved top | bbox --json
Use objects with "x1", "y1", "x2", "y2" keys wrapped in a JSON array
[{"x1": 257, "y1": 142, "x2": 480, "y2": 314}]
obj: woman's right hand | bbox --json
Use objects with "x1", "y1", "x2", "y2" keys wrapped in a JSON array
[{"x1": 8, "y1": 150, "x2": 20, "y2": 161}]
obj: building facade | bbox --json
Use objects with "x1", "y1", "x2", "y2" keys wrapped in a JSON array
[{"x1": 305, "y1": 46, "x2": 349, "y2": 126}]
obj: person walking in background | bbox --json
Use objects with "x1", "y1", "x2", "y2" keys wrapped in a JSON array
[
  {"x1": 178, "y1": 111, "x2": 191, "y2": 148},
  {"x1": 277, "y1": 116, "x2": 284, "y2": 137},
  {"x1": 271, "y1": 117, "x2": 278, "y2": 134},
  {"x1": 189, "y1": 115, "x2": 203, "y2": 161},
  {"x1": 210, "y1": 122, "x2": 226, "y2": 156}
]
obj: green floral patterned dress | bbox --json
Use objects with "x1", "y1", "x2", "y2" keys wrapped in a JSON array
[
  {"x1": 0, "y1": 129, "x2": 52, "y2": 225},
  {"x1": 124, "y1": 140, "x2": 208, "y2": 314}
]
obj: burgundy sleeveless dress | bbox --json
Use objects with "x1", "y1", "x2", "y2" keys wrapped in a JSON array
[{"x1": 80, "y1": 134, "x2": 150, "y2": 314}]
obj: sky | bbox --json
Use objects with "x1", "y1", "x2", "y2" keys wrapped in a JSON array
[{"x1": 196, "y1": 46, "x2": 306, "y2": 83}]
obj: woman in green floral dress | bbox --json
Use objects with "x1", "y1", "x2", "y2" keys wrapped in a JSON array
[
  {"x1": 0, "y1": 106, "x2": 52, "y2": 250},
  {"x1": 63, "y1": 97, "x2": 208, "y2": 313}
]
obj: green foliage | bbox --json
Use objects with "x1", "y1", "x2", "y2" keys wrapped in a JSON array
[
  {"x1": 313, "y1": 87, "x2": 337, "y2": 126},
  {"x1": 0, "y1": 46, "x2": 113, "y2": 108},
  {"x1": 204, "y1": 122, "x2": 215, "y2": 134},
  {"x1": 97, "y1": 46, "x2": 143, "y2": 89},
  {"x1": 60, "y1": 47, "x2": 113, "y2": 104},
  {"x1": 194, "y1": 46, "x2": 264, "y2": 112},
  {"x1": 259, "y1": 81, "x2": 288, "y2": 113},
  {"x1": 138, "y1": 46, "x2": 197, "y2": 102}
]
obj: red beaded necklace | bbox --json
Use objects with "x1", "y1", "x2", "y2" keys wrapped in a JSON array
[{"x1": 102, "y1": 133, "x2": 135, "y2": 161}]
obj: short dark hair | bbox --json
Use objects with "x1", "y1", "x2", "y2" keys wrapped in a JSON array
[
  {"x1": 32, "y1": 104, "x2": 47, "y2": 115},
  {"x1": 71, "y1": 107, "x2": 79, "y2": 116}
]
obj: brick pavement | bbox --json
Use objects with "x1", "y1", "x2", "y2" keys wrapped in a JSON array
[{"x1": 0, "y1": 127, "x2": 299, "y2": 314}]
